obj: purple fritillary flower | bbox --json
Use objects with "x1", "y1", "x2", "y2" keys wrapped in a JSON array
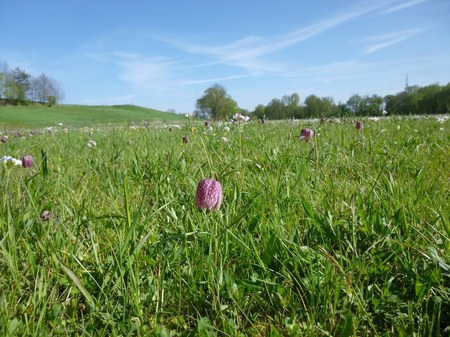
[
  {"x1": 195, "y1": 179, "x2": 223, "y2": 211},
  {"x1": 356, "y1": 120, "x2": 363, "y2": 130},
  {"x1": 300, "y1": 128, "x2": 313, "y2": 142},
  {"x1": 40, "y1": 210, "x2": 52, "y2": 221},
  {"x1": 21, "y1": 155, "x2": 33, "y2": 168},
  {"x1": 182, "y1": 136, "x2": 189, "y2": 144},
  {"x1": 1, "y1": 135, "x2": 7, "y2": 143}
]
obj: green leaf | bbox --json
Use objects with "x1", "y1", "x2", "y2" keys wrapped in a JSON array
[
  {"x1": 58, "y1": 258, "x2": 95, "y2": 308},
  {"x1": 41, "y1": 149, "x2": 49, "y2": 177},
  {"x1": 302, "y1": 199, "x2": 315, "y2": 219},
  {"x1": 339, "y1": 311, "x2": 353, "y2": 337}
]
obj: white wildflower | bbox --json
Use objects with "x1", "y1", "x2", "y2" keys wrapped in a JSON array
[
  {"x1": 230, "y1": 113, "x2": 250, "y2": 123},
  {"x1": 0, "y1": 156, "x2": 22, "y2": 166},
  {"x1": 87, "y1": 140, "x2": 97, "y2": 148},
  {"x1": 436, "y1": 116, "x2": 448, "y2": 123}
]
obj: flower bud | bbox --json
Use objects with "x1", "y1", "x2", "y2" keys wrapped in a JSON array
[
  {"x1": 195, "y1": 179, "x2": 222, "y2": 211},
  {"x1": 300, "y1": 128, "x2": 313, "y2": 142},
  {"x1": 182, "y1": 136, "x2": 189, "y2": 144},
  {"x1": 40, "y1": 210, "x2": 52, "y2": 221},
  {"x1": 21, "y1": 155, "x2": 33, "y2": 168},
  {"x1": 356, "y1": 120, "x2": 363, "y2": 130},
  {"x1": 1, "y1": 135, "x2": 7, "y2": 143}
]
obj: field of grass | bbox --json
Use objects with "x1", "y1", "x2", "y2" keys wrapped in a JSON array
[
  {"x1": 0, "y1": 115, "x2": 449, "y2": 336},
  {"x1": 0, "y1": 104, "x2": 182, "y2": 128}
]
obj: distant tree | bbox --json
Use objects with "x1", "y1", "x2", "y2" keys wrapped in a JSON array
[
  {"x1": 384, "y1": 94, "x2": 401, "y2": 115},
  {"x1": 346, "y1": 94, "x2": 363, "y2": 115},
  {"x1": 417, "y1": 84, "x2": 441, "y2": 114},
  {"x1": 30, "y1": 73, "x2": 64, "y2": 105},
  {"x1": 1, "y1": 66, "x2": 30, "y2": 103},
  {"x1": 282, "y1": 93, "x2": 301, "y2": 118},
  {"x1": 386, "y1": 90, "x2": 421, "y2": 115},
  {"x1": 0, "y1": 62, "x2": 10, "y2": 99},
  {"x1": 252, "y1": 104, "x2": 266, "y2": 119},
  {"x1": 436, "y1": 83, "x2": 450, "y2": 114},
  {"x1": 361, "y1": 95, "x2": 383, "y2": 116},
  {"x1": 9, "y1": 67, "x2": 31, "y2": 103},
  {"x1": 336, "y1": 102, "x2": 351, "y2": 117},
  {"x1": 196, "y1": 84, "x2": 239, "y2": 120},
  {"x1": 304, "y1": 95, "x2": 334, "y2": 118},
  {"x1": 265, "y1": 98, "x2": 285, "y2": 119}
]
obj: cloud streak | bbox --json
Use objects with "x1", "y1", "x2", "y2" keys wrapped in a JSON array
[
  {"x1": 163, "y1": 1, "x2": 392, "y2": 74},
  {"x1": 75, "y1": 0, "x2": 434, "y2": 104},
  {"x1": 380, "y1": 0, "x2": 430, "y2": 14},
  {"x1": 361, "y1": 28, "x2": 423, "y2": 54}
]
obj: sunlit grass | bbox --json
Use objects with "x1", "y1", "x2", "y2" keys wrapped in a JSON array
[
  {"x1": 0, "y1": 116, "x2": 449, "y2": 336},
  {"x1": 0, "y1": 104, "x2": 182, "y2": 128}
]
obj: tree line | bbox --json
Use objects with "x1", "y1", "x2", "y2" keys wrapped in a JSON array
[
  {"x1": 195, "y1": 82, "x2": 450, "y2": 120},
  {"x1": 0, "y1": 62, "x2": 64, "y2": 106}
]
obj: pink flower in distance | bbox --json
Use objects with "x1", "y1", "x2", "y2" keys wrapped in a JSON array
[
  {"x1": 21, "y1": 155, "x2": 33, "y2": 168},
  {"x1": 196, "y1": 179, "x2": 223, "y2": 211},
  {"x1": 1, "y1": 135, "x2": 7, "y2": 143},
  {"x1": 40, "y1": 210, "x2": 52, "y2": 221},
  {"x1": 300, "y1": 128, "x2": 313, "y2": 142},
  {"x1": 356, "y1": 120, "x2": 363, "y2": 130}
]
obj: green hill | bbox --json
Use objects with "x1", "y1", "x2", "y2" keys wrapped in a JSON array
[{"x1": 0, "y1": 104, "x2": 183, "y2": 129}]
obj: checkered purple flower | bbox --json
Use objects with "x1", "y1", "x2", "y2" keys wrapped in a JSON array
[{"x1": 195, "y1": 179, "x2": 223, "y2": 211}]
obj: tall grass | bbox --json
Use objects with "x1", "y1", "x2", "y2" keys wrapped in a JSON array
[{"x1": 0, "y1": 116, "x2": 449, "y2": 336}]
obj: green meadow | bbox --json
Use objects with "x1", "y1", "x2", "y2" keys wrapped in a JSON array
[
  {"x1": 0, "y1": 114, "x2": 449, "y2": 336},
  {"x1": 0, "y1": 104, "x2": 181, "y2": 128}
]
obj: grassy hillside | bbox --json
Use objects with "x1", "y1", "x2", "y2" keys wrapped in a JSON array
[{"x1": 0, "y1": 104, "x2": 182, "y2": 128}]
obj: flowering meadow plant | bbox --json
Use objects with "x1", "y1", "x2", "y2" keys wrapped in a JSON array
[
  {"x1": 21, "y1": 155, "x2": 33, "y2": 168},
  {"x1": 0, "y1": 156, "x2": 22, "y2": 167},
  {"x1": 230, "y1": 113, "x2": 250, "y2": 123},
  {"x1": 87, "y1": 140, "x2": 97, "y2": 148},
  {"x1": 300, "y1": 128, "x2": 314, "y2": 142},
  {"x1": 356, "y1": 120, "x2": 364, "y2": 130},
  {"x1": 195, "y1": 179, "x2": 223, "y2": 211}
]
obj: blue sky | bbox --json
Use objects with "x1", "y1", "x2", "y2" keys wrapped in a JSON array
[{"x1": 2, "y1": 0, "x2": 449, "y2": 114}]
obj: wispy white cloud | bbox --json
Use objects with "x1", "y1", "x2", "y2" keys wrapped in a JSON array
[
  {"x1": 361, "y1": 28, "x2": 422, "y2": 54},
  {"x1": 73, "y1": 0, "x2": 433, "y2": 103},
  {"x1": 113, "y1": 53, "x2": 178, "y2": 87},
  {"x1": 380, "y1": 0, "x2": 430, "y2": 14},
  {"x1": 162, "y1": 1, "x2": 392, "y2": 74},
  {"x1": 80, "y1": 51, "x2": 185, "y2": 94},
  {"x1": 182, "y1": 74, "x2": 254, "y2": 86}
]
